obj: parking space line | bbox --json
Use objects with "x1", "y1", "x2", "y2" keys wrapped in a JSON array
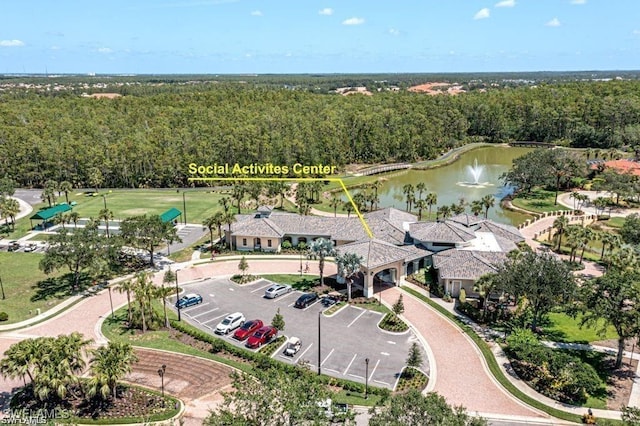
[
  {"x1": 324, "y1": 368, "x2": 340, "y2": 375},
  {"x1": 373, "y1": 380, "x2": 390, "y2": 386},
  {"x1": 277, "y1": 291, "x2": 296, "y2": 300},
  {"x1": 369, "y1": 359, "x2": 380, "y2": 381},
  {"x1": 251, "y1": 283, "x2": 273, "y2": 293},
  {"x1": 321, "y1": 348, "x2": 335, "y2": 366},
  {"x1": 348, "y1": 373, "x2": 364, "y2": 380},
  {"x1": 347, "y1": 310, "x2": 366, "y2": 328},
  {"x1": 294, "y1": 343, "x2": 313, "y2": 363},
  {"x1": 303, "y1": 301, "x2": 320, "y2": 311},
  {"x1": 182, "y1": 302, "x2": 210, "y2": 312},
  {"x1": 201, "y1": 313, "x2": 229, "y2": 325},
  {"x1": 191, "y1": 308, "x2": 219, "y2": 318},
  {"x1": 343, "y1": 354, "x2": 357, "y2": 375}
]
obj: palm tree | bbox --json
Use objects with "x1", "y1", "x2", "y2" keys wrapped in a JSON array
[
  {"x1": 88, "y1": 341, "x2": 139, "y2": 400},
  {"x1": 308, "y1": 238, "x2": 336, "y2": 286},
  {"x1": 600, "y1": 232, "x2": 622, "y2": 261},
  {"x1": 41, "y1": 186, "x2": 56, "y2": 207},
  {"x1": 343, "y1": 202, "x2": 354, "y2": 218},
  {"x1": 437, "y1": 205, "x2": 451, "y2": 221},
  {"x1": 68, "y1": 211, "x2": 80, "y2": 228},
  {"x1": 98, "y1": 208, "x2": 114, "y2": 237},
  {"x1": 470, "y1": 200, "x2": 484, "y2": 217},
  {"x1": 218, "y1": 196, "x2": 231, "y2": 213},
  {"x1": 352, "y1": 192, "x2": 366, "y2": 213},
  {"x1": 133, "y1": 272, "x2": 155, "y2": 333},
  {"x1": 415, "y1": 199, "x2": 427, "y2": 221},
  {"x1": 0, "y1": 339, "x2": 38, "y2": 385},
  {"x1": 161, "y1": 271, "x2": 175, "y2": 328},
  {"x1": 473, "y1": 273, "x2": 497, "y2": 316},
  {"x1": 115, "y1": 279, "x2": 135, "y2": 324},
  {"x1": 222, "y1": 210, "x2": 236, "y2": 249},
  {"x1": 59, "y1": 181, "x2": 73, "y2": 204},
  {"x1": 2, "y1": 198, "x2": 19, "y2": 230},
  {"x1": 203, "y1": 214, "x2": 219, "y2": 248},
  {"x1": 231, "y1": 183, "x2": 246, "y2": 214},
  {"x1": 553, "y1": 215, "x2": 569, "y2": 252},
  {"x1": 481, "y1": 194, "x2": 495, "y2": 219},
  {"x1": 402, "y1": 183, "x2": 415, "y2": 212},
  {"x1": 336, "y1": 252, "x2": 363, "y2": 302},
  {"x1": 425, "y1": 192, "x2": 437, "y2": 220},
  {"x1": 329, "y1": 194, "x2": 341, "y2": 217},
  {"x1": 370, "y1": 180, "x2": 383, "y2": 209},
  {"x1": 564, "y1": 225, "x2": 583, "y2": 262},
  {"x1": 579, "y1": 227, "x2": 596, "y2": 263},
  {"x1": 416, "y1": 182, "x2": 426, "y2": 201}
]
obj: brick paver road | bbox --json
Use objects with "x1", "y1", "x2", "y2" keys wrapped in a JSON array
[{"x1": 381, "y1": 286, "x2": 544, "y2": 418}]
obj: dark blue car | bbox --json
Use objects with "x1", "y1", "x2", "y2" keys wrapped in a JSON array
[{"x1": 175, "y1": 293, "x2": 203, "y2": 309}]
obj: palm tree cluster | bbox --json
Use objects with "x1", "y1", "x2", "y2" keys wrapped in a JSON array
[
  {"x1": 0, "y1": 334, "x2": 138, "y2": 405},
  {"x1": 116, "y1": 271, "x2": 173, "y2": 332},
  {"x1": 401, "y1": 183, "x2": 437, "y2": 220}
]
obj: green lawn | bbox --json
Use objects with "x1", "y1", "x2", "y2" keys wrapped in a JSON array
[
  {"x1": 600, "y1": 216, "x2": 626, "y2": 229},
  {"x1": 64, "y1": 188, "x2": 230, "y2": 224},
  {"x1": 0, "y1": 252, "x2": 69, "y2": 324},
  {"x1": 260, "y1": 274, "x2": 320, "y2": 291},
  {"x1": 544, "y1": 312, "x2": 618, "y2": 343},
  {"x1": 511, "y1": 189, "x2": 572, "y2": 214}
]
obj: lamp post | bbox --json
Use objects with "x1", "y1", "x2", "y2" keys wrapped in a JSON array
[
  {"x1": 318, "y1": 310, "x2": 322, "y2": 376},
  {"x1": 157, "y1": 364, "x2": 166, "y2": 398},
  {"x1": 174, "y1": 269, "x2": 181, "y2": 321},
  {"x1": 365, "y1": 358, "x2": 370, "y2": 399},
  {"x1": 182, "y1": 191, "x2": 187, "y2": 225},
  {"x1": 108, "y1": 286, "x2": 114, "y2": 318},
  {"x1": 0, "y1": 275, "x2": 5, "y2": 300}
]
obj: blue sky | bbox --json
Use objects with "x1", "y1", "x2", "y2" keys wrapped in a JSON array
[{"x1": 1, "y1": 0, "x2": 639, "y2": 74}]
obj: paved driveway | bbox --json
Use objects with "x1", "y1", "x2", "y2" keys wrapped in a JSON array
[{"x1": 173, "y1": 277, "x2": 418, "y2": 389}]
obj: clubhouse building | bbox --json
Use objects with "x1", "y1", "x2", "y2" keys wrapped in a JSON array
[{"x1": 226, "y1": 207, "x2": 523, "y2": 298}]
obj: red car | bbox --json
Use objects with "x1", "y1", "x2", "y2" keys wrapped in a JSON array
[
  {"x1": 246, "y1": 325, "x2": 278, "y2": 348},
  {"x1": 233, "y1": 319, "x2": 264, "y2": 341}
]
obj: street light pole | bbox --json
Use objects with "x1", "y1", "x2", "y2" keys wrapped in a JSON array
[
  {"x1": 108, "y1": 286, "x2": 114, "y2": 318},
  {"x1": 157, "y1": 364, "x2": 166, "y2": 398},
  {"x1": 318, "y1": 310, "x2": 321, "y2": 376},
  {"x1": 365, "y1": 358, "x2": 370, "y2": 399},
  {"x1": 0, "y1": 276, "x2": 5, "y2": 300},
  {"x1": 175, "y1": 270, "x2": 181, "y2": 321},
  {"x1": 182, "y1": 191, "x2": 187, "y2": 225}
]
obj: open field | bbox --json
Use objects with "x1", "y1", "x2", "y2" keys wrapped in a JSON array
[{"x1": 0, "y1": 252, "x2": 67, "y2": 324}]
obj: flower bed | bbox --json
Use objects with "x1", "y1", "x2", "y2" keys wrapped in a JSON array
[
  {"x1": 395, "y1": 367, "x2": 428, "y2": 393},
  {"x1": 378, "y1": 313, "x2": 408, "y2": 333},
  {"x1": 258, "y1": 336, "x2": 287, "y2": 356},
  {"x1": 230, "y1": 274, "x2": 258, "y2": 284}
]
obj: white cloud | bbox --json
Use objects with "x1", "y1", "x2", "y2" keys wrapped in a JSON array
[
  {"x1": 97, "y1": 47, "x2": 113, "y2": 53},
  {"x1": 570, "y1": 0, "x2": 586, "y2": 4},
  {"x1": 50, "y1": 45, "x2": 61, "y2": 51},
  {"x1": 0, "y1": 39, "x2": 25, "y2": 47},
  {"x1": 633, "y1": 29, "x2": 640, "y2": 35},
  {"x1": 318, "y1": 8, "x2": 333, "y2": 16},
  {"x1": 545, "y1": 17, "x2": 561, "y2": 27},
  {"x1": 473, "y1": 8, "x2": 490, "y2": 20},
  {"x1": 250, "y1": 10, "x2": 262, "y2": 16},
  {"x1": 342, "y1": 17, "x2": 365, "y2": 25},
  {"x1": 389, "y1": 28, "x2": 400, "y2": 36},
  {"x1": 495, "y1": 0, "x2": 515, "y2": 7}
]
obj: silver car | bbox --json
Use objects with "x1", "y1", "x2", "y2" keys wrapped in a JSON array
[
  {"x1": 264, "y1": 284, "x2": 293, "y2": 299},
  {"x1": 215, "y1": 312, "x2": 245, "y2": 335}
]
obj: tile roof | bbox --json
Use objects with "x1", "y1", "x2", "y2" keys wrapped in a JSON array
[
  {"x1": 476, "y1": 220, "x2": 524, "y2": 243},
  {"x1": 409, "y1": 220, "x2": 476, "y2": 243},
  {"x1": 448, "y1": 213, "x2": 486, "y2": 227},
  {"x1": 336, "y1": 239, "x2": 431, "y2": 269},
  {"x1": 232, "y1": 217, "x2": 284, "y2": 238},
  {"x1": 432, "y1": 250, "x2": 507, "y2": 281}
]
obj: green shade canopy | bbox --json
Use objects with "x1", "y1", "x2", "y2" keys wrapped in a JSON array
[
  {"x1": 30, "y1": 203, "x2": 72, "y2": 221},
  {"x1": 160, "y1": 208, "x2": 182, "y2": 223}
]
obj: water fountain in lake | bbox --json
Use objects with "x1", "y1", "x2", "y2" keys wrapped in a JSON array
[{"x1": 458, "y1": 158, "x2": 493, "y2": 188}]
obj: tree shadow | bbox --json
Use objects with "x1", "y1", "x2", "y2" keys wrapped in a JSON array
[{"x1": 30, "y1": 273, "x2": 91, "y2": 302}]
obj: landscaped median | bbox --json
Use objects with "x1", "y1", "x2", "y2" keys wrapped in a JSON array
[{"x1": 400, "y1": 286, "x2": 623, "y2": 425}]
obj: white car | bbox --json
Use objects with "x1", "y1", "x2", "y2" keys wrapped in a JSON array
[
  {"x1": 264, "y1": 284, "x2": 293, "y2": 299},
  {"x1": 215, "y1": 312, "x2": 245, "y2": 335}
]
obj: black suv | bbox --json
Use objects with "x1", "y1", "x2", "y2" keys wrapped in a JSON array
[{"x1": 294, "y1": 292, "x2": 318, "y2": 309}]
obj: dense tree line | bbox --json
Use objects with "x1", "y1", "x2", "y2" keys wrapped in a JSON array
[{"x1": 2, "y1": 80, "x2": 640, "y2": 189}]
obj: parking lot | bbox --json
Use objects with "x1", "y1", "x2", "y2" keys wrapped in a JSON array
[
  {"x1": 172, "y1": 277, "x2": 423, "y2": 390},
  {"x1": 0, "y1": 240, "x2": 47, "y2": 253}
]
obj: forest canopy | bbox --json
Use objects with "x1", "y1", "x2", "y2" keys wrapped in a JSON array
[{"x1": 1, "y1": 79, "x2": 639, "y2": 188}]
